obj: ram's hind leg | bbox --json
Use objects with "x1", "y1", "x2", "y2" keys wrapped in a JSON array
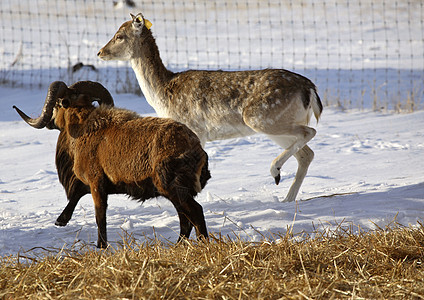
[
  {"x1": 157, "y1": 153, "x2": 209, "y2": 242},
  {"x1": 181, "y1": 197, "x2": 208, "y2": 240},
  {"x1": 176, "y1": 209, "x2": 194, "y2": 241},
  {"x1": 169, "y1": 193, "x2": 208, "y2": 242}
]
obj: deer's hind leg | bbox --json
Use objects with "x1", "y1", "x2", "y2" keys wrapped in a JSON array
[
  {"x1": 285, "y1": 144, "x2": 314, "y2": 202},
  {"x1": 265, "y1": 125, "x2": 316, "y2": 202},
  {"x1": 243, "y1": 97, "x2": 317, "y2": 202}
]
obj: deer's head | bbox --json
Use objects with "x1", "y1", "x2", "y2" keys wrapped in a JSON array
[{"x1": 98, "y1": 13, "x2": 152, "y2": 61}]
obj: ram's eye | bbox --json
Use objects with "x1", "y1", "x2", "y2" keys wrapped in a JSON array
[
  {"x1": 115, "y1": 34, "x2": 124, "y2": 41},
  {"x1": 60, "y1": 99, "x2": 70, "y2": 108}
]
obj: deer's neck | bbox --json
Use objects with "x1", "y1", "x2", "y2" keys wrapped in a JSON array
[{"x1": 131, "y1": 34, "x2": 173, "y2": 117}]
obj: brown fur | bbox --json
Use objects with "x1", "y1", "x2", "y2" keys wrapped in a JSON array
[{"x1": 54, "y1": 99, "x2": 210, "y2": 248}]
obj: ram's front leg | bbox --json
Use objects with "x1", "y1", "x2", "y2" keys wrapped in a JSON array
[
  {"x1": 90, "y1": 183, "x2": 109, "y2": 249},
  {"x1": 55, "y1": 181, "x2": 90, "y2": 226},
  {"x1": 55, "y1": 199, "x2": 79, "y2": 227}
]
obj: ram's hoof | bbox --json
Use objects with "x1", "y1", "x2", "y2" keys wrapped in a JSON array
[
  {"x1": 274, "y1": 174, "x2": 281, "y2": 185},
  {"x1": 55, "y1": 219, "x2": 67, "y2": 227}
]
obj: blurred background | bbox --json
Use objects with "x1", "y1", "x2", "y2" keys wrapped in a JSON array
[{"x1": 1, "y1": 0, "x2": 423, "y2": 110}]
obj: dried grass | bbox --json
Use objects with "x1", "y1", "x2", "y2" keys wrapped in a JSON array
[{"x1": 1, "y1": 223, "x2": 424, "y2": 299}]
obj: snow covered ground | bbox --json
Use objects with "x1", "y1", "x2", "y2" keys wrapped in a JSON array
[{"x1": 1, "y1": 86, "x2": 423, "y2": 256}]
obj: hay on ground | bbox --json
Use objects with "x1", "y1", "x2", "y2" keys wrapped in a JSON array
[{"x1": 1, "y1": 223, "x2": 423, "y2": 299}]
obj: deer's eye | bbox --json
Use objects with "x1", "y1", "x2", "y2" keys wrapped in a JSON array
[{"x1": 115, "y1": 34, "x2": 124, "y2": 41}]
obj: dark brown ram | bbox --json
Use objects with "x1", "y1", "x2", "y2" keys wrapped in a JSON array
[{"x1": 13, "y1": 81, "x2": 210, "y2": 248}]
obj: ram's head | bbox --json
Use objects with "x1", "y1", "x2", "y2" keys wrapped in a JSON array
[{"x1": 13, "y1": 81, "x2": 114, "y2": 130}]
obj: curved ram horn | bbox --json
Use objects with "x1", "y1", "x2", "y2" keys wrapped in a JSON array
[
  {"x1": 13, "y1": 81, "x2": 68, "y2": 129},
  {"x1": 68, "y1": 81, "x2": 114, "y2": 106}
]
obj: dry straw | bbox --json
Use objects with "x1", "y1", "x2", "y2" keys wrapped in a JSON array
[{"x1": 1, "y1": 222, "x2": 424, "y2": 299}]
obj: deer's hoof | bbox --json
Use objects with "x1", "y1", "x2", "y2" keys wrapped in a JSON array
[{"x1": 274, "y1": 174, "x2": 281, "y2": 185}]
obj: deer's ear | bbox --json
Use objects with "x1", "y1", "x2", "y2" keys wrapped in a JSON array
[
  {"x1": 131, "y1": 13, "x2": 152, "y2": 32},
  {"x1": 144, "y1": 18, "x2": 152, "y2": 30}
]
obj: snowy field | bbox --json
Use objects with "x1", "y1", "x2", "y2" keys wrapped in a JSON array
[{"x1": 1, "y1": 86, "x2": 423, "y2": 256}]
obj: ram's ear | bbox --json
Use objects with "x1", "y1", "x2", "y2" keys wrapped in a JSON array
[{"x1": 131, "y1": 13, "x2": 152, "y2": 32}]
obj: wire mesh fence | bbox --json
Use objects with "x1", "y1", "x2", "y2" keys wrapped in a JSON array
[{"x1": 1, "y1": 0, "x2": 423, "y2": 110}]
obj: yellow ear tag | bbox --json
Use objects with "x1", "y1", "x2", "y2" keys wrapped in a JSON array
[{"x1": 144, "y1": 19, "x2": 152, "y2": 30}]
